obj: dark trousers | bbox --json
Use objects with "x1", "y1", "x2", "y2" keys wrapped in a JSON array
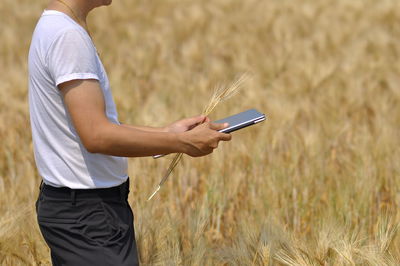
[{"x1": 36, "y1": 179, "x2": 139, "y2": 266}]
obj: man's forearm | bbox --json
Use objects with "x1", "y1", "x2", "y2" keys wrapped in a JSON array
[
  {"x1": 120, "y1": 123, "x2": 167, "y2": 133},
  {"x1": 88, "y1": 122, "x2": 186, "y2": 157}
]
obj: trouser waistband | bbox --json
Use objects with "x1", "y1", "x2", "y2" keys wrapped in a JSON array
[{"x1": 39, "y1": 178, "x2": 130, "y2": 205}]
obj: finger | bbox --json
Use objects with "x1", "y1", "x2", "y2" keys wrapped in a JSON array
[
  {"x1": 218, "y1": 132, "x2": 232, "y2": 141},
  {"x1": 210, "y1": 142, "x2": 218, "y2": 149},
  {"x1": 188, "y1": 115, "x2": 206, "y2": 124},
  {"x1": 186, "y1": 115, "x2": 207, "y2": 129},
  {"x1": 196, "y1": 147, "x2": 213, "y2": 157},
  {"x1": 209, "y1": 122, "x2": 229, "y2": 131}
]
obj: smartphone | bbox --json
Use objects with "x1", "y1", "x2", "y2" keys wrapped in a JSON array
[
  {"x1": 153, "y1": 109, "x2": 266, "y2": 159},
  {"x1": 214, "y1": 109, "x2": 266, "y2": 133}
]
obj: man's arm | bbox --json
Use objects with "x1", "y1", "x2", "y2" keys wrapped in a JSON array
[
  {"x1": 60, "y1": 79, "x2": 231, "y2": 157},
  {"x1": 120, "y1": 124, "x2": 167, "y2": 133},
  {"x1": 121, "y1": 115, "x2": 208, "y2": 133}
]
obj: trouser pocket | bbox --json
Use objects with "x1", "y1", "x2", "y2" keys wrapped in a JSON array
[{"x1": 78, "y1": 200, "x2": 131, "y2": 246}]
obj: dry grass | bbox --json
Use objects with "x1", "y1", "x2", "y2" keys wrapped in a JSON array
[{"x1": 1, "y1": 0, "x2": 400, "y2": 265}]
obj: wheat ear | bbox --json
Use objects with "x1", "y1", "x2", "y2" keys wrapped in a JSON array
[{"x1": 147, "y1": 74, "x2": 248, "y2": 201}]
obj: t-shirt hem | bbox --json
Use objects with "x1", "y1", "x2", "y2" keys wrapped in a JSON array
[
  {"x1": 56, "y1": 73, "x2": 99, "y2": 86},
  {"x1": 42, "y1": 174, "x2": 129, "y2": 189}
]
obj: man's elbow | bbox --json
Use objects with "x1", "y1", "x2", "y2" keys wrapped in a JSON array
[
  {"x1": 78, "y1": 121, "x2": 113, "y2": 154},
  {"x1": 81, "y1": 133, "x2": 107, "y2": 154},
  {"x1": 82, "y1": 138, "x2": 100, "y2": 153},
  {"x1": 84, "y1": 141, "x2": 99, "y2": 153}
]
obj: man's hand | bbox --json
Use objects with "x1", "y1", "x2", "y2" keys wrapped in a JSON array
[
  {"x1": 165, "y1": 115, "x2": 209, "y2": 133},
  {"x1": 179, "y1": 122, "x2": 232, "y2": 157}
]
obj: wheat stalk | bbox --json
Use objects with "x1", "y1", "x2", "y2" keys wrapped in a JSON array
[{"x1": 147, "y1": 74, "x2": 248, "y2": 201}]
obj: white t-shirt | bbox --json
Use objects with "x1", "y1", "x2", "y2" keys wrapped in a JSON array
[{"x1": 28, "y1": 10, "x2": 128, "y2": 189}]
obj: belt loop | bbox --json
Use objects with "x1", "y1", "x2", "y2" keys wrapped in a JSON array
[
  {"x1": 39, "y1": 180, "x2": 44, "y2": 193},
  {"x1": 126, "y1": 177, "x2": 130, "y2": 200},
  {"x1": 39, "y1": 180, "x2": 44, "y2": 200},
  {"x1": 119, "y1": 184, "x2": 124, "y2": 203},
  {"x1": 71, "y1": 190, "x2": 76, "y2": 206}
]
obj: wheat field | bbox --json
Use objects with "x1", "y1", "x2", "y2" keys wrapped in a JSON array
[{"x1": 1, "y1": 0, "x2": 400, "y2": 265}]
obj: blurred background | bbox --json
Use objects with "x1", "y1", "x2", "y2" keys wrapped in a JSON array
[{"x1": 1, "y1": 0, "x2": 400, "y2": 265}]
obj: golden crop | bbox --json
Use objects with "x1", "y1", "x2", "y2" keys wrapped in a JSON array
[{"x1": 1, "y1": 0, "x2": 400, "y2": 265}]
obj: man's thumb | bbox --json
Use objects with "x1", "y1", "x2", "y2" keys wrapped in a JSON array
[
  {"x1": 209, "y1": 122, "x2": 229, "y2": 131},
  {"x1": 190, "y1": 115, "x2": 207, "y2": 124}
]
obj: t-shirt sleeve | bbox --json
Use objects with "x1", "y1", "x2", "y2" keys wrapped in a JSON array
[{"x1": 47, "y1": 29, "x2": 99, "y2": 86}]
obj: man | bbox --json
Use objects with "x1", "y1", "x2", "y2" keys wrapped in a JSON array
[{"x1": 28, "y1": 0, "x2": 231, "y2": 265}]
